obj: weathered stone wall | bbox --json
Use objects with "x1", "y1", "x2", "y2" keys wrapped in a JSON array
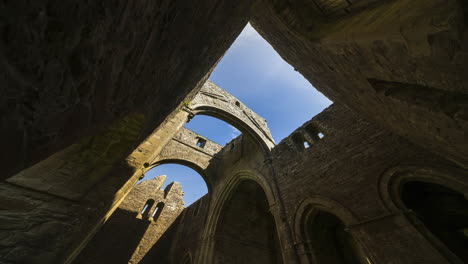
[
  {"x1": 251, "y1": 0, "x2": 468, "y2": 168},
  {"x1": 0, "y1": 0, "x2": 254, "y2": 180},
  {"x1": 270, "y1": 104, "x2": 462, "y2": 263},
  {"x1": 2, "y1": 1, "x2": 468, "y2": 262},
  {"x1": 0, "y1": 78, "x2": 269, "y2": 264},
  {"x1": 74, "y1": 175, "x2": 184, "y2": 264},
  {"x1": 0, "y1": 92, "x2": 192, "y2": 264},
  {"x1": 150, "y1": 103, "x2": 467, "y2": 264}
]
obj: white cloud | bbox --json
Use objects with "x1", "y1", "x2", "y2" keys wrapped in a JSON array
[{"x1": 230, "y1": 125, "x2": 241, "y2": 139}]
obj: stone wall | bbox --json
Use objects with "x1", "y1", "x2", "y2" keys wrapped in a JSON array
[
  {"x1": 0, "y1": 79, "x2": 269, "y2": 264},
  {"x1": 2, "y1": 2, "x2": 468, "y2": 263},
  {"x1": 0, "y1": 0, "x2": 254, "y2": 180},
  {"x1": 74, "y1": 175, "x2": 184, "y2": 264},
  {"x1": 251, "y1": 0, "x2": 468, "y2": 168},
  {"x1": 148, "y1": 103, "x2": 467, "y2": 264}
]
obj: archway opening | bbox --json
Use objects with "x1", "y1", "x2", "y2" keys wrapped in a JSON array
[
  {"x1": 401, "y1": 181, "x2": 468, "y2": 262},
  {"x1": 141, "y1": 163, "x2": 208, "y2": 206},
  {"x1": 184, "y1": 115, "x2": 241, "y2": 146},
  {"x1": 302, "y1": 209, "x2": 362, "y2": 264},
  {"x1": 213, "y1": 180, "x2": 283, "y2": 263}
]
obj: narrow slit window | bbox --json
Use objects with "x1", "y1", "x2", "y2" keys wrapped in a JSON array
[
  {"x1": 196, "y1": 138, "x2": 206, "y2": 148},
  {"x1": 140, "y1": 199, "x2": 155, "y2": 218},
  {"x1": 151, "y1": 207, "x2": 160, "y2": 218},
  {"x1": 292, "y1": 132, "x2": 307, "y2": 150},
  {"x1": 151, "y1": 202, "x2": 165, "y2": 222}
]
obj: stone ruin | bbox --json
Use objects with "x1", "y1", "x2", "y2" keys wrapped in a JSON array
[
  {"x1": 75, "y1": 175, "x2": 185, "y2": 264},
  {"x1": 1, "y1": 1, "x2": 468, "y2": 264}
]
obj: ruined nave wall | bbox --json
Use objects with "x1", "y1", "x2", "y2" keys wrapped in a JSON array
[
  {"x1": 150, "y1": 104, "x2": 466, "y2": 264},
  {"x1": 251, "y1": 0, "x2": 468, "y2": 168},
  {"x1": 73, "y1": 175, "x2": 184, "y2": 264}
]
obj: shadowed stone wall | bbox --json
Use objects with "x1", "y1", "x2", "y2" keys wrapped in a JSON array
[
  {"x1": 74, "y1": 175, "x2": 184, "y2": 264},
  {"x1": 0, "y1": 0, "x2": 254, "y2": 179},
  {"x1": 250, "y1": 0, "x2": 468, "y2": 168},
  {"x1": 2, "y1": 2, "x2": 468, "y2": 263},
  {"x1": 147, "y1": 103, "x2": 467, "y2": 264}
]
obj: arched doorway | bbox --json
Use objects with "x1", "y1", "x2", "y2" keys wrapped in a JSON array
[
  {"x1": 401, "y1": 181, "x2": 468, "y2": 263},
  {"x1": 213, "y1": 180, "x2": 283, "y2": 263},
  {"x1": 299, "y1": 207, "x2": 363, "y2": 264}
]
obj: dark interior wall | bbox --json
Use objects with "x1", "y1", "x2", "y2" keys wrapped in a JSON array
[
  {"x1": 250, "y1": 0, "x2": 468, "y2": 167},
  {"x1": 271, "y1": 104, "x2": 464, "y2": 263},
  {"x1": 213, "y1": 180, "x2": 282, "y2": 264},
  {"x1": 72, "y1": 208, "x2": 151, "y2": 264},
  {"x1": 0, "y1": 0, "x2": 254, "y2": 179},
  {"x1": 401, "y1": 182, "x2": 468, "y2": 263},
  {"x1": 304, "y1": 210, "x2": 362, "y2": 264}
]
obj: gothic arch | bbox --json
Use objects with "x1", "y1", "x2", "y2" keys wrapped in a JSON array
[
  {"x1": 378, "y1": 165, "x2": 468, "y2": 263},
  {"x1": 196, "y1": 171, "x2": 281, "y2": 264},
  {"x1": 293, "y1": 197, "x2": 366, "y2": 264},
  {"x1": 191, "y1": 105, "x2": 273, "y2": 154},
  {"x1": 378, "y1": 165, "x2": 468, "y2": 214},
  {"x1": 188, "y1": 80, "x2": 276, "y2": 155},
  {"x1": 146, "y1": 159, "x2": 211, "y2": 193},
  {"x1": 293, "y1": 196, "x2": 359, "y2": 236}
]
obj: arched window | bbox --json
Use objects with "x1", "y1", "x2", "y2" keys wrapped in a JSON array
[
  {"x1": 139, "y1": 199, "x2": 155, "y2": 218},
  {"x1": 151, "y1": 202, "x2": 165, "y2": 222},
  {"x1": 302, "y1": 209, "x2": 363, "y2": 264},
  {"x1": 305, "y1": 123, "x2": 325, "y2": 141},
  {"x1": 214, "y1": 180, "x2": 283, "y2": 263},
  {"x1": 292, "y1": 132, "x2": 311, "y2": 151},
  {"x1": 401, "y1": 181, "x2": 468, "y2": 262}
]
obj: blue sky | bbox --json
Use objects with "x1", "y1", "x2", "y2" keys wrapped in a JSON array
[{"x1": 142, "y1": 23, "x2": 331, "y2": 206}]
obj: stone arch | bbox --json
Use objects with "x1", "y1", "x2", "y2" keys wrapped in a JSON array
[
  {"x1": 378, "y1": 165, "x2": 468, "y2": 263},
  {"x1": 191, "y1": 105, "x2": 273, "y2": 154},
  {"x1": 378, "y1": 165, "x2": 468, "y2": 214},
  {"x1": 145, "y1": 159, "x2": 211, "y2": 193},
  {"x1": 293, "y1": 197, "x2": 366, "y2": 264},
  {"x1": 189, "y1": 81, "x2": 275, "y2": 154},
  {"x1": 196, "y1": 171, "x2": 281, "y2": 264},
  {"x1": 293, "y1": 196, "x2": 359, "y2": 234}
]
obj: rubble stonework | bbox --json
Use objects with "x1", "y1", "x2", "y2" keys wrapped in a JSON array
[
  {"x1": 1, "y1": 1, "x2": 468, "y2": 263},
  {"x1": 74, "y1": 175, "x2": 184, "y2": 264}
]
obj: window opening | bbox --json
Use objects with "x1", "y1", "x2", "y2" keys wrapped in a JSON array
[
  {"x1": 318, "y1": 132, "x2": 325, "y2": 139},
  {"x1": 401, "y1": 181, "x2": 468, "y2": 262},
  {"x1": 292, "y1": 132, "x2": 309, "y2": 150},
  {"x1": 196, "y1": 137, "x2": 206, "y2": 148},
  {"x1": 151, "y1": 202, "x2": 165, "y2": 222},
  {"x1": 139, "y1": 199, "x2": 155, "y2": 218}
]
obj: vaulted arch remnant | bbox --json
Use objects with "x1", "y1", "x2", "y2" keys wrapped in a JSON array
[{"x1": 187, "y1": 81, "x2": 275, "y2": 153}]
